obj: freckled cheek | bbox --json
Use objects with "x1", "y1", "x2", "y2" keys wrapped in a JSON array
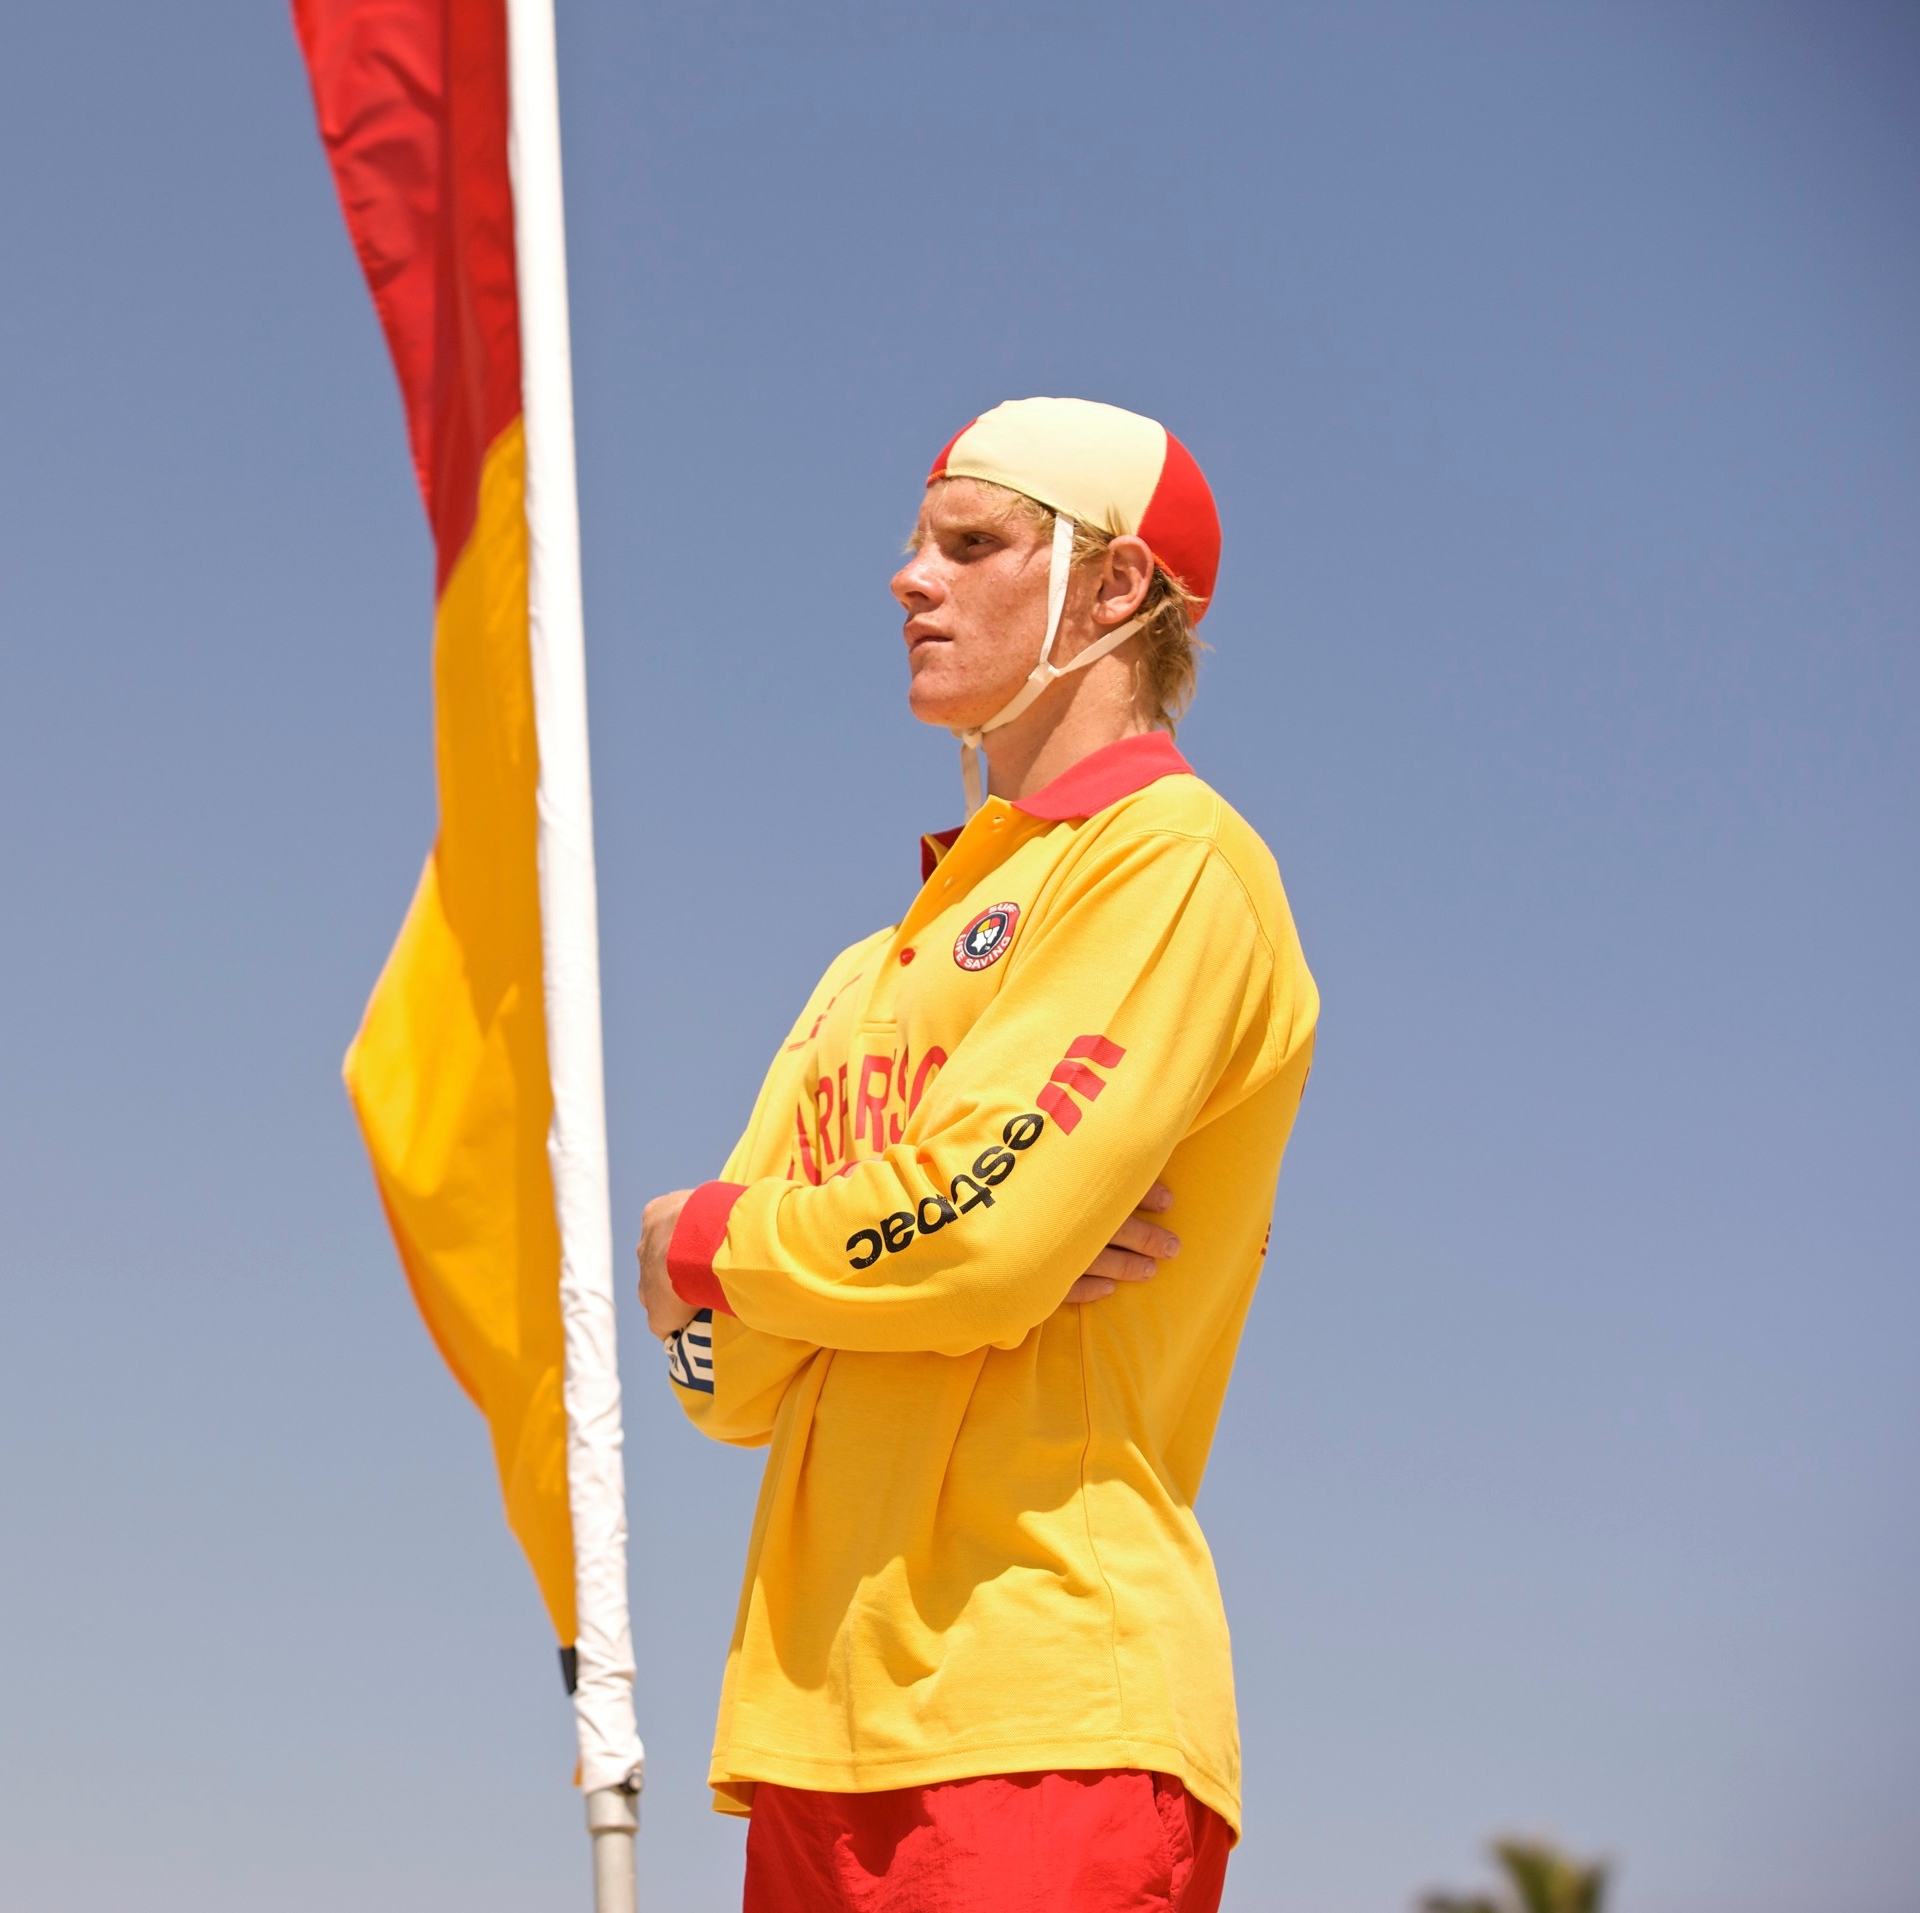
[{"x1": 948, "y1": 574, "x2": 1008, "y2": 645}]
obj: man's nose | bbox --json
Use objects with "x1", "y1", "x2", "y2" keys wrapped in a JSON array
[{"x1": 891, "y1": 552, "x2": 942, "y2": 612}]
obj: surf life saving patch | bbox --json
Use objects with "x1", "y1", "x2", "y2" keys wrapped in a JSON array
[{"x1": 954, "y1": 902, "x2": 1021, "y2": 972}]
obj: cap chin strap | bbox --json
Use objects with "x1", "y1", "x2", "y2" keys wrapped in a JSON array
[{"x1": 952, "y1": 513, "x2": 1147, "y2": 815}]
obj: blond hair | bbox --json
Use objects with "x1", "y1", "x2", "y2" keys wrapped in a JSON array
[{"x1": 1045, "y1": 505, "x2": 1207, "y2": 732}]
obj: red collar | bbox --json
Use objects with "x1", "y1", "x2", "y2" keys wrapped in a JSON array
[
  {"x1": 1012, "y1": 730, "x2": 1193, "y2": 820},
  {"x1": 921, "y1": 732, "x2": 1193, "y2": 880}
]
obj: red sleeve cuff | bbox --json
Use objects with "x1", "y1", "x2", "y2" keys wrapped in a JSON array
[{"x1": 667, "y1": 1181, "x2": 747, "y2": 1316}]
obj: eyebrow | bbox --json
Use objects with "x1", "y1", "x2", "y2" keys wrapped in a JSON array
[{"x1": 903, "y1": 512, "x2": 1008, "y2": 552}]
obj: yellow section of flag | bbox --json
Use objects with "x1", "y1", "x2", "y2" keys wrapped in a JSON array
[{"x1": 343, "y1": 422, "x2": 577, "y2": 1641}]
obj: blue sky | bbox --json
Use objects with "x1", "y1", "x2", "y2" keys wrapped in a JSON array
[{"x1": 0, "y1": 3, "x2": 1914, "y2": 1909}]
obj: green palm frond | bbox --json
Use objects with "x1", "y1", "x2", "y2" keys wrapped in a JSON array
[
  {"x1": 1492, "y1": 1838, "x2": 1609, "y2": 1913},
  {"x1": 1420, "y1": 1836, "x2": 1609, "y2": 1913}
]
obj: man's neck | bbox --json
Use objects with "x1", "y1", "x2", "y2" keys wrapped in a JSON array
[{"x1": 983, "y1": 658, "x2": 1156, "y2": 803}]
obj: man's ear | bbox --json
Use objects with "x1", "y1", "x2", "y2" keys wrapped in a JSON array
[{"x1": 1095, "y1": 534, "x2": 1156, "y2": 627}]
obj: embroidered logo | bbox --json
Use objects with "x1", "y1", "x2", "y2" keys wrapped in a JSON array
[{"x1": 954, "y1": 902, "x2": 1021, "y2": 972}]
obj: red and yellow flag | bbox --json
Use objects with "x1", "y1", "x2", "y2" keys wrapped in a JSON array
[{"x1": 296, "y1": 0, "x2": 574, "y2": 1643}]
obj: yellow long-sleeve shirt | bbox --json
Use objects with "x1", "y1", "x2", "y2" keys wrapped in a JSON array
[{"x1": 662, "y1": 732, "x2": 1317, "y2": 1833}]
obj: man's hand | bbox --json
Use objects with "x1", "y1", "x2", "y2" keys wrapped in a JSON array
[
  {"x1": 637, "y1": 1189, "x2": 698, "y2": 1342},
  {"x1": 1062, "y1": 1182, "x2": 1179, "y2": 1306}
]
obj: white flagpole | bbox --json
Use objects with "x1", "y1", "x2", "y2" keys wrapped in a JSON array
[{"x1": 504, "y1": 1, "x2": 645, "y2": 1906}]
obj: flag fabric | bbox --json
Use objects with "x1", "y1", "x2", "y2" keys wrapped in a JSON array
[{"x1": 294, "y1": 0, "x2": 641, "y2": 1794}]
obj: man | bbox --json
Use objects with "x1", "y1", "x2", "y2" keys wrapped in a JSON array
[{"x1": 637, "y1": 397, "x2": 1318, "y2": 1912}]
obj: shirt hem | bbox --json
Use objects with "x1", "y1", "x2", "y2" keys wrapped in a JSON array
[{"x1": 705, "y1": 1733, "x2": 1241, "y2": 1841}]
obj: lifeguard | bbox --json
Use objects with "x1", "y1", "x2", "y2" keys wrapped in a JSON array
[{"x1": 638, "y1": 397, "x2": 1318, "y2": 1913}]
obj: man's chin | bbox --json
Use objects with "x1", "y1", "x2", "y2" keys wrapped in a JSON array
[{"x1": 907, "y1": 684, "x2": 992, "y2": 731}]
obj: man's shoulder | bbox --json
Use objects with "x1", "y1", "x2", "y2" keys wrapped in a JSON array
[
  {"x1": 1088, "y1": 767, "x2": 1315, "y2": 991},
  {"x1": 814, "y1": 925, "x2": 896, "y2": 995},
  {"x1": 1096, "y1": 766, "x2": 1284, "y2": 901}
]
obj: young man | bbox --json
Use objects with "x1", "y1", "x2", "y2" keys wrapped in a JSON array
[{"x1": 637, "y1": 397, "x2": 1318, "y2": 1913}]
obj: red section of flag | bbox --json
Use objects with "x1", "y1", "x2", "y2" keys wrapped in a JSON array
[
  {"x1": 292, "y1": 0, "x2": 522, "y2": 587},
  {"x1": 1065, "y1": 1034, "x2": 1126, "y2": 1069}
]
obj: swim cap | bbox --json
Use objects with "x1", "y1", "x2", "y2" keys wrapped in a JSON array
[
  {"x1": 929, "y1": 396, "x2": 1220, "y2": 618},
  {"x1": 926, "y1": 397, "x2": 1220, "y2": 812}
]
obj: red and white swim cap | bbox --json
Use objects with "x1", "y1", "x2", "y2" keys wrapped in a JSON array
[
  {"x1": 926, "y1": 397, "x2": 1221, "y2": 812},
  {"x1": 929, "y1": 396, "x2": 1221, "y2": 618}
]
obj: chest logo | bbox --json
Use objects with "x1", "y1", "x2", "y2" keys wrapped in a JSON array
[{"x1": 954, "y1": 901, "x2": 1021, "y2": 971}]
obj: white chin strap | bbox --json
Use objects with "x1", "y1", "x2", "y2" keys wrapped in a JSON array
[{"x1": 952, "y1": 512, "x2": 1146, "y2": 815}]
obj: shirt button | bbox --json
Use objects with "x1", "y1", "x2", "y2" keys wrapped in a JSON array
[{"x1": 898, "y1": 948, "x2": 915, "y2": 965}]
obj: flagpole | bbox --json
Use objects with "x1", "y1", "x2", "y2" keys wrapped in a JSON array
[{"x1": 504, "y1": 0, "x2": 645, "y2": 1905}]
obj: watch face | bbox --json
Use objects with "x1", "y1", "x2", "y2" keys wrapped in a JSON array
[{"x1": 954, "y1": 901, "x2": 1021, "y2": 972}]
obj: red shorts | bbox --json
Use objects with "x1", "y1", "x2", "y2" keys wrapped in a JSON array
[{"x1": 742, "y1": 1768, "x2": 1231, "y2": 1913}]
